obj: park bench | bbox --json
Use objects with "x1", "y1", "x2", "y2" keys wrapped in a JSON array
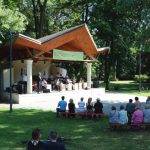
[
  {"x1": 60, "y1": 111, "x2": 104, "y2": 119},
  {"x1": 110, "y1": 123, "x2": 150, "y2": 131}
]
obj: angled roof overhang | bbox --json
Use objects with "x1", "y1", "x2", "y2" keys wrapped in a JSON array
[{"x1": 0, "y1": 24, "x2": 110, "y2": 62}]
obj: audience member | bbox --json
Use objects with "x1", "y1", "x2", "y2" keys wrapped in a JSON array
[
  {"x1": 27, "y1": 128, "x2": 44, "y2": 150},
  {"x1": 118, "y1": 105, "x2": 128, "y2": 124},
  {"x1": 131, "y1": 106, "x2": 144, "y2": 125},
  {"x1": 44, "y1": 130, "x2": 66, "y2": 150},
  {"x1": 86, "y1": 97, "x2": 93, "y2": 118},
  {"x1": 93, "y1": 98, "x2": 103, "y2": 119},
  {"x1": 126, "y1": 99, "x2": 136, "y2": 124},
  {"x1": 93, "y1": 98, "x2": 103, "y2": 113},
  {"x1": 86, "y1": 97, "x2": 93, "y2": 113},
  {"x1": 109, "y1": 106, "x2": 119, "y2": 124},
  {"x1": 56, "y1": 96, "x2": 67, "y2": 117},
  {"x1": 143, "y1": 105, "x2": 150, "y2": 123},
  {"x1": 134, "y1": 97, "x2": 141, "y2": 108},
  {"x1": 146, "y1": 96, "x2": 150, "y2": 105},
  {"x1": 77, "y1": 97, "x2": 86, "y2": 112},
  {"x1": 68, "y1": 98, "x2": 76, "y2": 118}
]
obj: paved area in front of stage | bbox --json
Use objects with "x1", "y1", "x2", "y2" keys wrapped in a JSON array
[{"x1": 0, "y1": 89, "x2": 147, "y2": 114}]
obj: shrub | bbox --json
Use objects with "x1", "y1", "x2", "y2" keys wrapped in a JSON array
[{"x1": 134, "y1": 74, "x2": 149, "y2": 83}]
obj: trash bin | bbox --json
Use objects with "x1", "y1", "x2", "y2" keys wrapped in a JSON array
[
  {"x1": 93, "y1": 81, "x2": 100, "y2": 88},
  {"x1": 17, "y1": 84, "x2": 23, "y2": 94}
]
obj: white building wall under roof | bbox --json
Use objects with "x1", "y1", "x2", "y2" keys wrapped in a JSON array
[{"x1": 2, "y1": 60, "x2": 67, "y2": 91}]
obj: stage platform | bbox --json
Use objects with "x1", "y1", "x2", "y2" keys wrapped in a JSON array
[{"x1": 1, "y1": 88, "x2": 105, "y2": 104}]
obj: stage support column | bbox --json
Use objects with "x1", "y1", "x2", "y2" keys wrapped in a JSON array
[
  {"x1": 87, "y1": 63, "x2": 92, "y2": 89},
  {"x1": 25, "y1": 60, "x2": 33, "y2": 94}
]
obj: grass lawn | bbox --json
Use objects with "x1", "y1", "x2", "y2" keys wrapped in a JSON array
[
  {"x1": 0, "y1": 109, "x2": 150, "y2": 150},
  {"x1": 100, "y1": 80, "x2": 150, "y2": 96}
]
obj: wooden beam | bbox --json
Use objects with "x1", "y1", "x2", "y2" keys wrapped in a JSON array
[
  {"x1": 25, "y1": 47, "x2": 33, "y2": 57},
  {"x1": 88, "y1": 55, "x2": 98, "y2": 61}
]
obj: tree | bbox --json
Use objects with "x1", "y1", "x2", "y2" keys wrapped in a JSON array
[
  {"x1": 0, "y1": 1, "x2": 28, "y2": 43},
  {"x1": 31, "y1": 0, "x2": 48, "y2": 38}
]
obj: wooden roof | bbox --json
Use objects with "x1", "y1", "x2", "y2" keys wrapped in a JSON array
[{"x1": 0, "y1": 24, "x2": 110, "y2": 62}]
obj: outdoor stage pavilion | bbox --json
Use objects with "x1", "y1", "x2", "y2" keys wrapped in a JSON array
[{"x1": 0, "y1": 24, "x2": 110, "y2": 103}]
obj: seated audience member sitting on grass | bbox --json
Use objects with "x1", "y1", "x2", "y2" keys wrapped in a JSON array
[
  {"x1": 44, "y1": 130, "x2": 66, "y2": 150},
  {"x1": 118, "y1": 105, "x2": 128, "y2": 124},
  {"x1": 27, "y1": 128, "x2": 44, "y2": 150},
  {"x1": 77, "y1": 97, "x2": 86, "y2": 113},
  {"x1": 109, "y1": 106, "x2": 119, "y2": 124},
  {"x1": 68, "y1": 98, "x2": 76, "y2": 117},
  {"x1": 126, "y1": 99, "x2": 136, "y2": 124},
  {"x1": 56, "y1": 96, "x2": 67, "y2": 117},
  {"x1": 131, "y1": 106, "x2": 144, "y2": 125},
  {"x1": 143, "y1": 105, "x2": 150, "y2": 123}
]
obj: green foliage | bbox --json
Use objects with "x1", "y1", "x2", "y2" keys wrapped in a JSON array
[
  {"x1": 0, "y1": 3, "x2": 28, "y2": 44},
  {"x1": 0, "y1": 6, "x2": 27, "y2": 31},
  {"x1": 91, "y1": 62, "x2": 102, "y2": 80},
  {"x1": 0, "y1": 0, "x2": 149, "y2": 83},
  {"x1": 134, "y1": 74, "x2": 149, "y2": 83}
]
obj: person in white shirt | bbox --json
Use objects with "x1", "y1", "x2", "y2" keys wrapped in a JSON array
[
  {"x1": 77, "y1": 97, "x2": 86, "y2": 112},
  {"x1": 42, "y1": 79, "x2": 47, "y2": 89}
]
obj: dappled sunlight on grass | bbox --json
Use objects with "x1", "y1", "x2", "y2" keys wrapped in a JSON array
[
  {"x1": 0, "y1": 124, "x2": 9, "y2": 129},
  {"x1": 0, "y1": 108, "x2": 150, "y2": 150},
  {"x1": 74, "y1": 128, "x2": 89, "y2": 133},
  {"x1": 100, "y1": 80, "x2": 150, "y2": 96}
]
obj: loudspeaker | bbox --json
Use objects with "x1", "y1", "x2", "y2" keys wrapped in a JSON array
[{"x1": 43, "y1": 89, "x2": 50, "y2": 93}]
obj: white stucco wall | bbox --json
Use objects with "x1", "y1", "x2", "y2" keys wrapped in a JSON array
[
  {"x1": 3, "y1": 60, "x2": 68, "y2": 91},
  {"x1": 3, "y1": 68, "x2": 14, "y2": 90},
  {"x1": 51, "y1": 64, "x2": 67, "y2": 77},
  {"x1": 32, "y1": 61, "x2": 51, "y2": 78},
  {"x1": 13, "y1": 60, "x2": 51, "y2": 82}
]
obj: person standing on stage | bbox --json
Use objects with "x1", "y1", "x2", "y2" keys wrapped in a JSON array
[{"x1": 37, "y1": 72, "x2": 42, "y2": 93}]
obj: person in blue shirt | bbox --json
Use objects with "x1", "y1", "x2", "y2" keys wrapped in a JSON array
[
  {"x1": 56, "y1": 96, "x2": 67, "y2": 117},
  {"x1": 118, "y1": 105, "x2": 128, "y2": 124},
  {"x1": 109, "y1": 106, "x2": 119, "y2": 124},
  {"x1": 143, "y1": 105, "x2": 150, "y2": 123}
]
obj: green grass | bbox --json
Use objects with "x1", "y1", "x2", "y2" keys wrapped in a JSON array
[
  {"x1": 0, "y1": 109, "x2": 150, "y2": 150},
  {"x1": 100, "y1": 80, "x2": 150, "y2": 96}
]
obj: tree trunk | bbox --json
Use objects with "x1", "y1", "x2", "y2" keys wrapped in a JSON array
[
  {"x1": 38, "y1": 0, "x2": 47, "y2": 37},
  {"x1": 104, "y1": 52, "x2": 109, "y2": 90},
  {"x1": 112, "y1": 59, "x2": 117, "y2": 81},
  {"x1": 31, "y1": 0, "x2": 39, "y2": 38},
  {"x1": 32, "y1": 0, "x2": 47, "y2": 38}
]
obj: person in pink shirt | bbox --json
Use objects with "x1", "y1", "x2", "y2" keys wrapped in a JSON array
[{"x1": 131, "y1": 107, "x2": 144, "y2": 125}]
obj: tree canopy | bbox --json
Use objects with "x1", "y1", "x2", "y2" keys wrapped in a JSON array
[{"x1": 0, "y1": 0, "x2": 149, "y2": 88}]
